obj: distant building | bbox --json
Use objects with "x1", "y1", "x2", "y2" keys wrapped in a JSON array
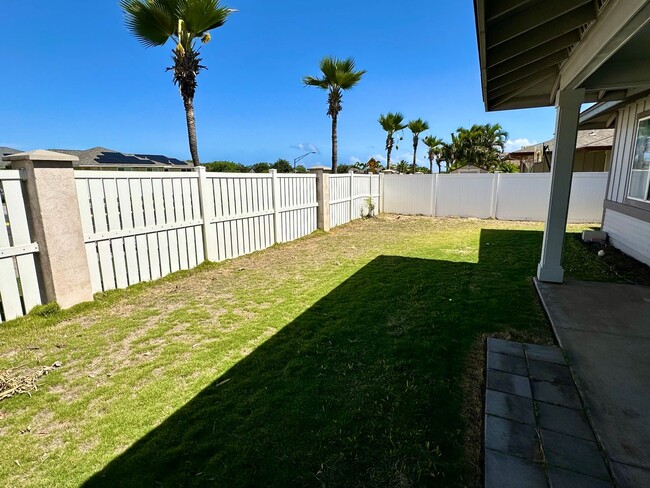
[
  {"x1": 2, "y1": 146, "x2": 192, "y2": 171},
  {"x1": 506, "y1": 129, "x2": 614, "y2": 173},
  {"x1": 450, "y1": 164, "x2": 489, "y2": 174},
  {"x1": 0, "y1": 147, "x2": 21, "y2": 168},
  {"x1": 51, "y1": 147, "x2": 193, "y2": 171}
]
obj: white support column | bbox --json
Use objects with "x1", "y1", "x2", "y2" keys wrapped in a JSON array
[
  {"x1": 195, "y1": 166, "x2": 218, "y2": 261},
  {"x1": 270, "y1": 169, "x2": 281, "y2": 244},
  {"x1": 537, "y1": 88, "x2": 585, "y2": 283}
]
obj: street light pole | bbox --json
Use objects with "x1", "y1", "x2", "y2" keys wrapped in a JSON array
[{"x1": 293, "y1": 151, "x2": 316, "y2": 171}]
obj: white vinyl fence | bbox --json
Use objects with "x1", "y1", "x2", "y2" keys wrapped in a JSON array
[
  {"x1": 75, "y1": 171, "x2": 205, "y2": 294},
  {"x1": 75, "y1": 170, "x2": 318, "y2": 293},
  {"x1": 329, "y1": 173, "x2": 380, "y2": 228},
  {"x1": 201, "y1": 172, "x2": 317, "y2": 263},
  {"x1": 382, "y1": 173, "x2": 608, "y2": 223},
  {"x1": 0, "y1": 162, "x2": 611, "y2": 321},
  {"x1": 0, "y1": 172, "x2": 42, "y2": 322}
]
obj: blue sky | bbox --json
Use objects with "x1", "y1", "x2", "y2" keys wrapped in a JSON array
[{"x1": 2, "y1": 1, "x2": 557, "y2": 168}]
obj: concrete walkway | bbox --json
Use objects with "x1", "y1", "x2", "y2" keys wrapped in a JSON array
[
  {"x1": 485, "y1": 338, "x2": 613, "y2": 487},
  {"x1": 535, "y1": 279, "x2": 650, "y2": 488}
]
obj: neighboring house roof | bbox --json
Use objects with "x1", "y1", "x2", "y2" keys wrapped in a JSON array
[
  {"x1": 508, "y1": 129, "x2": 614, "y2": 159},
  {"x1": 51, "y1": 147, "x2": 192, "y2": 169},
  {"x1": 0, "y1": 147, "x2": 21, "y2": 169}
]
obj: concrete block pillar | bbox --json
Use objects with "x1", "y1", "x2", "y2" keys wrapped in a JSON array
[
  {"x1": 537, "y1": 88, "x2": 585, "y2": 283},
  {"x1": 310, "y1": 166, "x2": 331, "y2": 232},
  {"x1": 7, "y1": 150, "x2": 94, "y2": 308}
]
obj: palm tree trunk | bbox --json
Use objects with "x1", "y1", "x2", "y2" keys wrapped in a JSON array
[
  {"x1": 331, "y1": 113, "x2": 338, "y2": 173},
  {"x1": 184, "y1": 97, "x2": 200, "y2": 166},
  {"x1": 386, "y1": 137, "x2": 392, "y2": 171},
  {"x1": 429, "y1": 159, "x2": 433, "y2": 174},
  {"x1": 436, "y1": 161, "x2": 442, "y2": 174},
  {"x1": 412, "y1": 141, "x2": 418, "y2": 174}
]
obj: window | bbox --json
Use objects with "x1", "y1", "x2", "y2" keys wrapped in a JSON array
[{"x1": 628, "y1": 115, "x2": 650, "y2": 202}]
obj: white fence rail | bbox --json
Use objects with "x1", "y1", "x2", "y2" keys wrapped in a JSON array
[
  {"x1": 330, "y1": 173, "x2": 380, "y2": 228},
  {"x1": 383, "y1": 173, "x2": 608, "y2": 223},
  {"x1": 0, "y1": 172, "x2": 42, "y2": 322}
]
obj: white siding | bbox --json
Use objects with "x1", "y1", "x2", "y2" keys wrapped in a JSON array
[
  {"x1": 603, "y1": 209, "x2": 650, "y2": 266},
  {"x1": 608, "y1": 94, "x2": 650, "y2": 203}
]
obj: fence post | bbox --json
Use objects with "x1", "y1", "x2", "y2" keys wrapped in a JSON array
[
  {"x1": 270, "y1": 169, "x2": 282, "y2": 243},
  {"x1": 379, "y1": 173, "x2": 384, "y2": 214},
  {"x1": 195, "y1": 166, "x2": 218, "y2": 261},
  {"x1": 310, "y1": 167, "x2": 331, "y2": 231},
  {"x1": 490, "y1": 172, "x2": 501, "y2": 219},
  {"x1": 7, "y1": 150, "x2": 93, "y2": 309},
  {"x1": 349, "y1": 170, "x2": 355, "y2": 221}
]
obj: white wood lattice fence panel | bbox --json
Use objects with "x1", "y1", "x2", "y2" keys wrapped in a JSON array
[
  {"x1": 76, "y1": 171, "x2": 204, "y2": 293},
  {"x1": 0, "y1": 171, "x2": 42, "y2": 322}
]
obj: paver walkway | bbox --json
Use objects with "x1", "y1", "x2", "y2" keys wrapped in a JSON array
[{"x1": 484, "y1": 338, "x2": 614, "y2": 488}]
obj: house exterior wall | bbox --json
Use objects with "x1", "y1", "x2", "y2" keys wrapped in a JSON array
[
  {"x1": 530, "y1": 150, "x2": 611, "y2": 173},
  {"x1": 602, "y1": 94, "x2": 650, "y2": 266}
]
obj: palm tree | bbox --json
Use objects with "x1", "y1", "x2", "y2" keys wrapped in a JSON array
[
  {"x1": 304, "y1": 57, "x2": 366, "y2": 174},
  {"x1": 407, "y1": 119, "x2": 429, "y2": 174},
  {"x1": 378, "y1": 112, "x2": 407, "y2": 170},
  {"x1": 120, "y1": 0, "x2": 233, "y2": 166},
  {"x1": 422, "y1": 135, "x2": 443, "y2": 173}
]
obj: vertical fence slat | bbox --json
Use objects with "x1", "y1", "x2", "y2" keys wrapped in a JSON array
[
  {"x1": 104, "y1": 179, "x2": 129, "y2": 289},
  {"x1": 116, "y1": 178, "x2": 139, "y2": 286}
]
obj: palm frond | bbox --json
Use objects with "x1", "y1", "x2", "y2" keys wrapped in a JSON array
[
  {"x1": 177, "y1": 0, "x2": 231, "y2": 34},
  {"x1": 303, "y1": 76, "x2": 329, "y2": 89},
  {"x1": 120, "y1": 0, "x2": 177, "y2": 47}
]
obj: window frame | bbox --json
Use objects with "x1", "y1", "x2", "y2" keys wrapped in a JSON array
[{"x1": 625, "y1": 109, "x2": 650, "y2": 210}]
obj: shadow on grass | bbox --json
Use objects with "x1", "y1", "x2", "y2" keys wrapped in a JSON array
[{"x1": 84, "y1": 229, "x2": 555, "y2": 487}]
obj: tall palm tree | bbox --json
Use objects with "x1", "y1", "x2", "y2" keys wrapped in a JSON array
[
  {"x1": 378, "y1": 112, "x2": 407, "y2": 170},
  {"x1": 422, "y1": 135, "x2": 443, "y2": 173},
  {"x1": 407, "y1": 119, "x2": 429, "y2": 174},
  {"x1": 120, "y1": 0, "x2": 233, "y2": 166},
  {"x1": 304, "y1": 57, "x2": 366, "y2": 174}
]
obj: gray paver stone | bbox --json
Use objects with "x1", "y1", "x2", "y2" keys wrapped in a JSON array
[
  {"x1": 540, "y1": 429, "x2": 610, "y2": 480},
  {"x1": 488, "y1": 352, "x2": 528, "y2": 376},
  {"x1": 487, "y1": 338, "x2": 525, "y2": 358},
  {"x1": 486, "y1": 390, "x2": 536, "y2": 425},
  {"x1": 485, "y1": 415, "x2": 541, "y2": 460},
  {"x1": 527, "y1": 360, "x2": 574, "y2": 385},
  {"x1": 488, "y1": 370, "x2": 532, "y2": 398},
  {"x1": 548, "y1": 467, "x2": 614, "y2": 488},
  {"x1": 524, "y1": 343, "x2": 566, "y2": 365},
  {"x1": 537, "y1": 401, "x2": 595, "y2": 440},
  {"x1": 531, "y1": 379, "x2": 581, "y2": 409},
  {"x1": 485, "y1": 448, "x2": 547, "y2": 488},
  {"x1": 610, "y1": 461, "x2": 650, "y2": 488}
]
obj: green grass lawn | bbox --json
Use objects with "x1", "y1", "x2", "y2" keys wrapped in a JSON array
[{"x1": 0, "y1": 217, "x2": 621, "y2": 487}]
